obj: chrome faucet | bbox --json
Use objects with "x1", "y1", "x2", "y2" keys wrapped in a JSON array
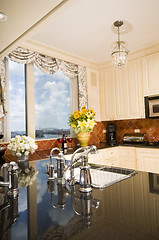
[
  {"x1": 0, "y1": 162, "x2": 19, "y2": 196},
  {"x1": 48, "y1": 147, "x2": 66, "y2": 184},
  {"x1": 48, "y1": 145, "x2": 98, "y2": 192},
  {"x1": 66, "y1": 145, "x2": 98, "y2": 192}
]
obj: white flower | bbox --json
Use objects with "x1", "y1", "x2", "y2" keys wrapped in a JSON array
[
  {"x1": 7, "y1": 135, "x2": 38, "y2": 156},
  {"x1": 16, "y1": 152, "x2": 22, "y2": 157},
  {"x1": 25, "y1": 176, "x2": 30, "y2": 183}
]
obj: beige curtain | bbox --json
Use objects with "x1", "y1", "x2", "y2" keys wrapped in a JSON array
[
  {"x1": 0, "y1": 58, "x2": 7, "y2": 117},
  {"x1": 8, "y1": 47, "x2": 87, "y2": 110}
]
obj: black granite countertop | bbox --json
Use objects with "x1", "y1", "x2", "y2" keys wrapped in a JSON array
[{"x1": 0, "y1": 158, "x2": 159, "y2": 240}]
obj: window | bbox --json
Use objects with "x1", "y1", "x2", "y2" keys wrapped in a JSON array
[
  {"x1": 9, "y1": 60, "x2": 26, "y2": 138},
  {"x1": 6, "y1": 59, "x2": 77, "y2": 141},
  {"x1": 34, "y1": 66, "x2": 70, "y2": 139}
]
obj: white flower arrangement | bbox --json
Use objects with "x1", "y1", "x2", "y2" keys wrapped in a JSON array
[
  {"x1": 18, "y1": 166, "x2": 38, "y2": 188},
  {"x1": 7, "y1": 135, "x2": 38, "y2": 157}
]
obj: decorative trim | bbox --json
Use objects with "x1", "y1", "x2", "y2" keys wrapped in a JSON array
[
  {"x1": 21, "y1": 39, "x2": 100, "y2": 70},
  {"x1": 8, "y1": 46, "x2": 87, "y2": 110}
]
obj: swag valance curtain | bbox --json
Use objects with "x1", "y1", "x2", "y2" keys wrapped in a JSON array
[{"x1": 0, "y1": 47, "x2": 88, "y2": 117}]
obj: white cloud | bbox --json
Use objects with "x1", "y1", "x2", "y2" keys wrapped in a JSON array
[
  {"x1": 9, "y1": 81, "x2": 13, "y2": 91},
  {"x1": 44, "y1": 81, "x2": 56, "y2": 88},
  {"x1": 9, "y1": 60, "x2": 24, "y2": 77}
]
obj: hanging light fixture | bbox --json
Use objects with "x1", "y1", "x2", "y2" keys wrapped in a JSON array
[
  {"x1": 0, "y1": 12, "x2": 7, "y2": 21},
  {"x1": 111, "y1": 20, "x2": 129, "y2": 67}
]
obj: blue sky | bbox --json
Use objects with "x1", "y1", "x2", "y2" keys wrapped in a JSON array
[
  {"x1": 9, "y1": 60, "x2": 26, "y2": 132},
  {"x1": 9, "y1": 60, "x2": 70, "y2": 132},
  {"x1": 34, "y1": 66, "x2": 70, "y2": 130}
]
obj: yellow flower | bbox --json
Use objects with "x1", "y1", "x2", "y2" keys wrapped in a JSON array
[
  {"x1": 81, "y1": 106, "x2": 86, "y2": 110},
  {"x1": 78, "y1": 121, "x2": 86, "y2": 127},
  {"x1": 74, "y1": 112, "x2": 80, "y2": 119},
  {"x1": 81, "y1": 108, "x2": 87, "y2": 114},
  {"x1": 91, "y1": 109, "x2": 95, "y2": 114},
  {"x1": 87, "y1": 119, "x2": 95, "y2": 127},
  {"x1": 71, "y1": 123, "x2": 76, "y2": 128}
]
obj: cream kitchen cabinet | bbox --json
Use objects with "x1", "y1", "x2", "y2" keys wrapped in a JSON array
[
  {"x1": 119, "y1": 146, "x2": 137, "y2": 170},
  {"x1": 136, "y1": 148, "x2": 159, "y2": 174},
  {"x1": 88, "y1": 147, "x2": 120, "y2": 167},
  {"x1": 100, "y1": 67, "x2": 116, "y2": 121},
  {"x1": 88, "y1": 146, "x2": 159, "y2": 173},
  {"x1": 114, "y1": 58, "x2": 144, "y2": 119},
  {"x1": 99, "y1": 58, "x2": 144, "y2": 121},
  {"x1": 143, "y1": 52, "x2": 159, "y2": 96}
]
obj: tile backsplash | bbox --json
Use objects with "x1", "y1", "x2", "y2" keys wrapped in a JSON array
[
  {"x1": 89, "y1": 118, "x2": 159, "y2": 145},
  {"x1": 102, "y1": 118, "x2": 159, "y2": 144},
  {"x1": 2, "y1": 118, "x2": 159, "y2": 161}
]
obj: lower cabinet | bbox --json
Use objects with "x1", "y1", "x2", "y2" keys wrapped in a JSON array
[
  {"x1": 119, "y1": 147, "x2": 137, "y2": 169},
  {"x1": 88, "y1": 147, "x2": 120, "y2": 167},
  {"x1": 89, "y1": 146, "x2": 159, "y2": 173},
  {"x1": 136, "y1": 148, "x2": 159, "y2": 174}
]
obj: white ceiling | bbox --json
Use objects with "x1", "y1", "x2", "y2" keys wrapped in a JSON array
[
  {"x1": 0, "y1": 0, "x2": 65, "y2": 55},
  {"x1": 29, "y1": 0, "x2": 159, "y2": 64},
  {"x1": 1, "y1": 0, "x2": 159, "y2": 64}
]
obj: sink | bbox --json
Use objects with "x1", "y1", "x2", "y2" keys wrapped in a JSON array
[{"x1": 66, "y1": 164, "x2": 137, "y2": 189}]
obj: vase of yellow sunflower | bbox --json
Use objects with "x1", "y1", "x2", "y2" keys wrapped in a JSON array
[{"x1": 68, "y1": 106, "x2": 96, "y2": 147}]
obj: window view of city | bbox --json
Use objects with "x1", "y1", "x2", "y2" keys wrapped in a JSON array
[
  {"x1": 34, "y1": 66, "x2": 70, "y2": 139},
  {"x1": 9, "y1": 61, "x2": 70, "y2": 139},
  {"x1": 9, "y1": 60, "x2": 26, "y2": 138}
]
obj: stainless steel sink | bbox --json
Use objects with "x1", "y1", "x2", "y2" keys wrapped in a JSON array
[{"x1": 66, "y1": 164, "x2": 137, "y2": 189}]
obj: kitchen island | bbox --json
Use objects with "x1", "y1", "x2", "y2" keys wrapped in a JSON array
[{"x1": 0, "y1": 156, "x2": 159, "y2": 240}]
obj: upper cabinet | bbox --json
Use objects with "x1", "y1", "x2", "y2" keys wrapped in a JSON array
[
  {"x1": 99, "y1": 58, "x2": 145, "y2": 121},
  {"x1": 87, "y1": 49, "x2": 159, "y2": 122},
  {"x1": 143, "y1": 52, "x2": 159, "y2": 96},
  {"x1": 100, "y1": 67, "x2": 116, "y2": 121}
]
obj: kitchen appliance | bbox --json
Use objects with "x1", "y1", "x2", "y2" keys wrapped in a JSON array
[
  {"x1": 123, "y1": 133, "x2": 147, "y2": 144},
  {"x1": 106, "y1": 124, "x2": 117, "y2": 146},
  {"x1": 145, "y1": 96, "x2": 159, "y2": 118}
]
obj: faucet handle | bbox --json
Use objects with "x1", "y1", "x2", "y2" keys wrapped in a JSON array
[
  {"x1": 9, "y1": 161, "x2": 18, "y2": 170},
  {"x1": 57, "y1": 151, "x2": 65, "y2": 160}
]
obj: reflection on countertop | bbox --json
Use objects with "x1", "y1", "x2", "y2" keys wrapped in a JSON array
[{"x1": 0, "y1": 158, "x2": 159, "y2": 240}]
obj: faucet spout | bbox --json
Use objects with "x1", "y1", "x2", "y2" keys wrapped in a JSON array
[{"x1": 67, "y1": 145, "x2": 98, "y2": 189}]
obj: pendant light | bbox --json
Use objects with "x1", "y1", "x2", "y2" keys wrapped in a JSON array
[
  {"x1": 111, "y1": 20, "x2": 129, "y2": 67},
  {"x1": 0, "y1": 12, "x2": 7, "y2": 21}
]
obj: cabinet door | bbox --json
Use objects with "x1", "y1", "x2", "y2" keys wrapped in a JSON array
[
  {"x1": 136, "y1": 148, "x2": 159, "y2": 173},
  {"x1": 114, "y1": 59, "x2": 144, "y2": 120},
  {"x1": 143, "y1": 52, "x2": 159, "y2": 96},
  {"x1": 100, "y1": 67, "x2": 116, "y2": 121},
  {"x1": 127, "y1": 59, "x2": 144, "y2": 119},
  {"x1": 99, "y1": 59, "x2": 144, "y2": 121},
  {"x1": 88, "y1": 147, "x2": 120, "y2": 166},
  {"x1": 114, "y1": 66, "x2": 129, "y2": 119},
  {"x1": 119, "y1": 147, "x2": 136, "y2": 170}
]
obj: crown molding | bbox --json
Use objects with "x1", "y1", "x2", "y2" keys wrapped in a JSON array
[{"x1": 21, "y1": 39, "x2": 100, "y2": 70}]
